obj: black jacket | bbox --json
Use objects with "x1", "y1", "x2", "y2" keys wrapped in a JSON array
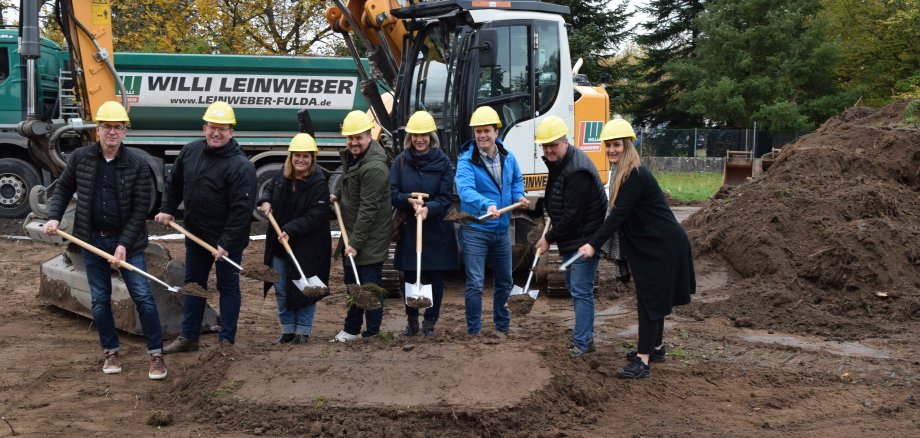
[
  {"x1": 543, "y1": 145, "x2": 607, "y2": 254},
  {"x1": 160, "y1": 138, "x2": 256, "y2": 252},
  {"x1": 590, "y1": 166, "x2": 696, "y2": 319},
  {"x1": 48, "y1": 143, "x2": 150, "y2": 256},
  {"x1": 259, "y1": 169, "x2": 332, "y2": 293},
  {"x1": 390, "y1": 148, "x2": 459, "y2": 271}
]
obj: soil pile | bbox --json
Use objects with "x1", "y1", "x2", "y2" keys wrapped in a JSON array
[{"x1": 684, "y1": 99, "x2": 920, "y2": 340}]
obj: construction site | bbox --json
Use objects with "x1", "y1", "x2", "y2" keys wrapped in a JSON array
[{"x1": 0, "y1": 100, "x2": 916, "y2": 436}]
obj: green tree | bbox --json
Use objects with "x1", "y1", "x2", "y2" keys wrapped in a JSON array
[
  {"x1": 668, "y1": 0, "x2": 856, "y2": 130},
  {"x1": 112, "y1": 1, "x2": 210, "y2": 53},
  {"x1": 821, "y1": 0, "x2": 920, "y2": 105},
  {"x1": 631, "y1": 0, "x2": 706, "y2": 128}
]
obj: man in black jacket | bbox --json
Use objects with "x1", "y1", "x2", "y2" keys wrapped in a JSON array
[
  {"x1": 533, "y1": 116, "x2": 607, "y2": 358},
  {"x1": 156, "y1": 101, "x2": 257, "y2": 353},
  {"x1": 44, "y1": 101, "x2": 167, "y2": 380}
]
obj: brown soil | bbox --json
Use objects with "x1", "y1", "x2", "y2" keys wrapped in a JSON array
[
  {"x1": 180, "y1": 282, "x2": 212, "y2": 298},
  {"x1": 242, "y1": 263, "x2": 280, "y2": 283},
  {"x1": 685, "y1": 99, "x2": 920, "y2": 341},
  {"x1": 444, "y1": 208, "x2": 475, "y2": 223},
  {"x1": 506, "y1": 294, "x2": 535, "y2": 315},
  {"x1": 348, "y1": 286, "x2": 382, "y2": 310},
  {"x1": 302, "y1": 286, "x2": 330, "y2": 299},
  {"x1": 405, "y1": 296, "x2": 432, "y2": 309}
]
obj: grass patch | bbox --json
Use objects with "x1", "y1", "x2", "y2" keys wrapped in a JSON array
[
  {"x1": 313, "y1": 395, "x2": 328, "y2": 410},
  {"x1": 652, "y1": 171, "x2": 722, "y2": 203},
  {"x1": 904, "y1": 99, "x2": 919, "y2": 124},
  {"x1": 203, "y1": 380, "x2": 242, "y2": 404},
  {"x1": 378, "y1": 331, "x2": 395, "y2": 342}
]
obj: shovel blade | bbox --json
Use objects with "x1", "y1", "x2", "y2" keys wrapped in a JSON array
[
  {"x1": 528, "y1": 289, "x2": 540, "y2": 300},
  {"x1": 292, "y1": 277, "x2": 309, "y2": 292},
  {"x1": 510, "y1": 285, "x2": 526, "y2": 296},
  {"x1": 404, "y1": 282, "x2": 433, "y2": 308},
  {"x1": 305, "y1": 276, "x2": 327, "y2": 289}
]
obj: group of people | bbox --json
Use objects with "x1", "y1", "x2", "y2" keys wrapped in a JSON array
[{"x1": 43, "y1": 99, "x2": 695, "y2": 382}]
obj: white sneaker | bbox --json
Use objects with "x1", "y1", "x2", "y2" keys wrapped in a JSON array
[{"x1": 331, "y1": 330, "x2": 361, "y2": 343}]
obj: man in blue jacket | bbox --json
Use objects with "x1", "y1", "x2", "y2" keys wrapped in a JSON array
[{"x1": 456, "y1": 106, "x2": 529, "y2": 335}]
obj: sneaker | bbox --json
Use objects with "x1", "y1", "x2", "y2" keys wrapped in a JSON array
[
  {"x1": 402, "y1": 319, "x2": 419, "y2": 337},
  {"x1": 568, "y1": 338, "x2": 596, "y2": 353},
  {"x1": 163, "y1": 335, "x2": 199, "y2": 354},
  {"x1": 617, "y1": 360, "x2": 651, "y2": 379},
  {"x1": 626, "y1": 345, "x2": 667, "y2": 363},
  {"x1": 274, "y1": 333, "x2": 296, "y2": 345},
  {"x1": 291, "y1": 334, "x2": 309, "y2": 345},
  {"x1": 148, "y1": 354, "x2": 167, "y2": 380},
  {"x1": 422, "y1": 321, "x2": 435, "y2": 337},
  {"x1": 102, "y1": 351, "x2": 122, "y2": 374},
  {"x1": 332, "y1": 330, "x2": 361, "y2": 343},
  {"x1": 568, "y1": 344, "x2": 592, "y2": 358}
]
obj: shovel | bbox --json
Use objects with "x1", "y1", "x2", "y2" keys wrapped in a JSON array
[
  {"x1": 265, "y1": 210, "x2": 327, "y2": 291},
  {"x1": 476, "y1": 201, "x2": 524, "y2": 222},
  {"x1": 167, "y1": 220, "x2": 279, "y2": 283},
  {"x1": 332, "y1": 199, "x2": 382, "y2": 310},
  {"x1": 404, "y1": 192, "x2": 433, "y2": 309},
  {"x1": 510, "y1": 218, "x2": 551, "y2": 299},
  {"x1": 559, "y1": 251, "x2": 586, "y2": 271},
  {"x1": 53, "y1": 229, "x2": 194, "y2": 296},
  {"x1": 445, "y1": 201, "x2": 524, "y2": 224}
]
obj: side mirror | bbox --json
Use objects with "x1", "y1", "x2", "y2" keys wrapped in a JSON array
[{"x1": 477, "y1": 28, "x2": 498, "y2": 67}]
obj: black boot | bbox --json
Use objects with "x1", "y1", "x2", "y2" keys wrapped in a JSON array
[
  {"x1": 402, "y1": 318, "x2": 419, "y2": 337},
  {"x1": 422, "y1": 321, "x2": 435, "y2": 337},
  {"x1": 274, "y1": 333, "x2": 295, "y2": 345}
]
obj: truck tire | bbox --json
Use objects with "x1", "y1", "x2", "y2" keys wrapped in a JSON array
[
  {"x1": 254, "y1": 163, "x2": 283, "y2": 220},
  {"x1": 0, "y1": 158, "x2": 41, "y2": 219}
]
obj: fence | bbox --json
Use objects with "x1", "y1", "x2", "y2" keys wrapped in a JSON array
[{"x1": 638, "y1": 128, "x2": 812, "y2": 159}]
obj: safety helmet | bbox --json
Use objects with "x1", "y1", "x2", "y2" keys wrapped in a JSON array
[
  {"x1": 534, "y1": 116, "x2": 569, "y2": 144},
  {"x1": 405, "y1": 111, "x2": 437, "y2": 134},
  {"x1": 288, "y1": 133, "x2": 318, "y2": 153},
  {"x1": 469, "y1": 106, "x2": 502, "y2": 128},
  {"x1": 599, "y1": 118, "x2": 637, "y2": 141},
  {"x1": 95, "y1": 101, "x2": 130, "y2": 123},
  {"x1": 341, "y1": 110, "x2": 375, "y2": 136},
  {"x1": 202, "y1": 101, "x2": 236, "y2": 125}
]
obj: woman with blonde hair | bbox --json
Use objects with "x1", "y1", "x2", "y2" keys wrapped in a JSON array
[
  {"x1": 258, "y1": 133, "x2": 331, "y2": 344},
  {"x1": 578, "y1": 119, "x2": 695, "y2": 379}
]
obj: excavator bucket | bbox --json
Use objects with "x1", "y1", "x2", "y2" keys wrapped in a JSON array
[{"x1": 722, "y1": 150, "x2": 753, "y2": 186}]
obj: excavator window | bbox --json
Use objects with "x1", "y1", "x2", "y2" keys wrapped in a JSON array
[{"x1": 534, "y1": 21, "x2": 560, "y2": 114}]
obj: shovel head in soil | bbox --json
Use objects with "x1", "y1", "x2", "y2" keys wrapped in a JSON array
[{"x1": 404, "y1": 280, "x2": 433, "y2": 309}]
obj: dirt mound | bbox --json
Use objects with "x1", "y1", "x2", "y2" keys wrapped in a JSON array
[{"x1": 685, "y1": 99, "x2": 920, "y2": 340}]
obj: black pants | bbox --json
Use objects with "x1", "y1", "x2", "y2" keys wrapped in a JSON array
[
  {"x1": 403, "y1": 270, "x2": 445, "y2": 323},
  {"x1": 343, "y1": 261, "x2": 384, "y2": 336},
  {"x1": 637, "y1": 298, "x2": 664, "y2": 354}
]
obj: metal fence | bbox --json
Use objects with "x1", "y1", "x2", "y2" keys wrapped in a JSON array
[{"x1": 638, "y1": 129, "x2": 812, "y2": 158}]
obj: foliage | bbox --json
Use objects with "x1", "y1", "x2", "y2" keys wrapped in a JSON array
[
  {"x1": 821, "y1": 0, "x2": 920, "y2": 105},
  {"x1": 667, "y1": 0, "x2": 857, "y2": 131},
  {"x1": 202, "y1": 380, "x2": 242, "y2": 404},
  {"x1": 652, "y1": 171, "x2": 722, "y2": 203},
  {"x1": 631, "y1": 0, "x2": 707, "y2": 128}
]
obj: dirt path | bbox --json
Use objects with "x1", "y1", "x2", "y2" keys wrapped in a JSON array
[{"x1": 0, "y1": 225, "x2": 917, "y2": 437}]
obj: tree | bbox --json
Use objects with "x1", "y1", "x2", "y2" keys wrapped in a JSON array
[
  {"x1": 631, "y1": 0, "x2": 706, "y2": 128},
  {"x1": 546, "y1": 0, "x2": 636, "y2": 111},
  {"x1": 821, "y1": 0, "x2": 920, "y2": 105},
  {"x1": 112, "y1": 1, "x2": 211, "y2": 53},
  {"x1": 667, "y1": 0, "x2": 856, "y2": 130}
]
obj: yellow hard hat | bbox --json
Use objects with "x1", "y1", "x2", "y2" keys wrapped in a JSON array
[
  {"x1": 341, "y1": 110, "x2": 374, "y2": 136},
  {"x1": 405, "y1": 111, "x2": 437, "y2": 134},
  {"x1": 599, "y1": 119, "x2": 637, "y2": 141},
  {"x1": 469, "y1": 106, "x2": 502, "y2": 128},
  {"x1": 535, "y1": 116, "x2": 568, "y2": 144},
  {"x1": 95, "y1": 101, "x2": 130, "y2": 123},
  {"x1": 288, "y1": 133, "x2": 318, "y2": 153},
  {"x1": 202, "y1": 101, "x2": 236, "y2": 125}
]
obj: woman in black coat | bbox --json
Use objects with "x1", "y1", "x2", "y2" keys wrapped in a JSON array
[
  {"x1": 579, "y1": 119, "x2": 696, "y2": 379},
  {"x1": 391, "y1": 111, "x2": 459, "y2": 337},
  {"x1": 258, "y1": 134, "x2": 331, "y2": 345}
]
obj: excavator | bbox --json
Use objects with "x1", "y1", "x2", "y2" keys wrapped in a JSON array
[{"x1": 324, "y1": 0, "x2": 612, "y2": 295}]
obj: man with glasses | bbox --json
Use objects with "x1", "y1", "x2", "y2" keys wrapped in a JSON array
[
  {"x1": 43, "y1": 101, "x2": 168, "y2": 380},
  {"x1": 533, "y1": 116, "x2": 607, "y2": 358},
  {"x1": 156, "y1": 101, "x2": 257, "y2": 353}
]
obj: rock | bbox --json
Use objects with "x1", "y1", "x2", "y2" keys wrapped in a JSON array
[
  {"x1": 254, "y1": 427, "x2": 264, "y2": 435},
  {"x1": 403, "y1": 344, "x2": 415, "y2": 352},
  {"x1": 309, "y1": 422, "x2": 324, "y2": 437},
  {"x1": 863, "y1": 399, "x2": 873, "y2": 408}
]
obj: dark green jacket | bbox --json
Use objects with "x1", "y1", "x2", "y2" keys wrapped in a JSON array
[{"x1": 335, "y1": 140, "x2": 391, "y2": 265}]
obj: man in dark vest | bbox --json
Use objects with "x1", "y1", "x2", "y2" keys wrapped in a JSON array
[{"x1": 534, "y1": 116, "x2": 608, "y2": 358}]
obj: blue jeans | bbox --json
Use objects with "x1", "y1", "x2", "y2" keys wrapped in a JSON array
[
  {"x1": 272, "y1": 256, "x2": 316, "y2": 336},
  {"x1": 562, "y1": 251, "x2": 600, "y2": 350},
  {"x1": 343, "y1": 261, "x2": 384, "y2": 337},
  {"x1": 180, "y1": 239, "x2": 242, "y2": 344},
  {"x1": 403, "y1": 270, "x2": 444, "y2": 323},
  {"x1": 82, "y1": 235, "x2": 163, "y2": 354},
  {"x1": 460, "y1": 227, "x2": 512, "y2": 334}
]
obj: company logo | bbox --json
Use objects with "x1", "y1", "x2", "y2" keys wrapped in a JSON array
[
  {"x1": 120, "y1": 75, "x2": 143, "y2": 96},
  {"x1": 578, "y1": 121, "x2": 603, "y2": 152}
]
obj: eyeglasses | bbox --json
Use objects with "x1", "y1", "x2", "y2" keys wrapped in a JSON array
[
  {"x1": 204, "y1": 125, "x2": 232, "y2": 133},
  {"x1": 99, "y1": 124, "x2": 127, "y2": 132}
]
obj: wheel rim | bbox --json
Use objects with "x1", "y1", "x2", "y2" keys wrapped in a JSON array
[{"x1": 0, "y1": 173, "x2": 27, "y2": 208}]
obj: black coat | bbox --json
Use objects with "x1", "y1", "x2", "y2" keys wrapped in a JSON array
[
  {"x1": 259, "y1": 170, "x2": 332, "y2": 296},
  {"x1": 160, "y1": 138, "x2": 256, "y2": 252},
  {"x1": 589, "y1": 166, "x2": 696, "y2": 320},
  {"x1": 390, "y1": 148, "x2": 459, "y2": 271},
  {"x1": 48, "y1": 144, "x2": 150, "y2": 256}
]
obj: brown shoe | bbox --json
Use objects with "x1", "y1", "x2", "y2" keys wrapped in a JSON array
[
  {"x1": 163, "y1": 335, "x2": 199, "y2": 354},
  {"x1": 102, "y1": 351, "x2": 122, "y2": 374},
  {"x1": 148, "y1": 354, "x2": 168, "y2": 380}
]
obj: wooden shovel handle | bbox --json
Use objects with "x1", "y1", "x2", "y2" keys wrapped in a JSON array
[
  {"x1": 413, "y1": 193, "x2": 428, "y2": 253},
  {"x1": 168, "y1": 221, "x2": 219, "y2": 254},
  {"x1": 495, "y1": 201, "x2": 524, "y2": 216},
  {"x1": 332, "y1": 200, "x2": 350, "y2": 247},
  {"x1": 54, "y1": 229, "x2": 138, "y2": 273},
  {"x1": 265, "y1": 211, "x2": 295, "y2": 254},
  {"x1": 535, "y1": 217, "x2": 552, "y2": 257}
]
